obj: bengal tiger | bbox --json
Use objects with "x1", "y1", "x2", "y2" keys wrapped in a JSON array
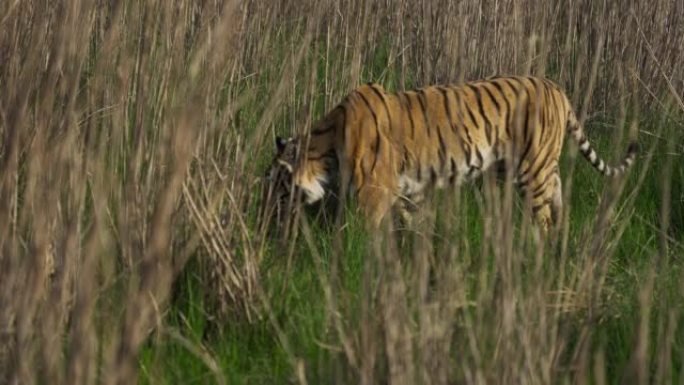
[{"x1": 261, "y1": 76, "x2": 637, "y2": 233}]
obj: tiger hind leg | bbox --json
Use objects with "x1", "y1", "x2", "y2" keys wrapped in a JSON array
[
  {"x1": 549, "y1": 173, "x2": 563, "y2": 227},
  {"x1": 526, "y1": 170, "x2": 563, "y2": 235}
]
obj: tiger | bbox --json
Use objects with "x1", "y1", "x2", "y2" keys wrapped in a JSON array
[{"x1": 261, "y1": 76, "x2": 637, "y2": 233}]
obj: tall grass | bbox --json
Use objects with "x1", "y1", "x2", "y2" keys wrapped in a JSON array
[{"x1": 0, "y1": 0, "x2": 682, "y2": 384}]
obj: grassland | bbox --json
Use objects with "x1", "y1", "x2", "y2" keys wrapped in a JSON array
[{"x1": 0, "y1": 1, "x2": 683, "y2": 384}]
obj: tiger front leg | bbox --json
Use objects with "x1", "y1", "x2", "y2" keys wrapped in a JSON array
[
  {"x1": 393, "y1": 193, "x2": 425, "y2": 228},
  {"x1": 395, "y1": 202, "x2": 414, "y2": 227},
  {"x1": 357, "y1": 184, "x2": 396, "y2": 229}
]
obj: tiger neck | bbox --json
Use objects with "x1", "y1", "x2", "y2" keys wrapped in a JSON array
[{"x1": 296, "y1": 105, "x2": 344, "y2": 204}]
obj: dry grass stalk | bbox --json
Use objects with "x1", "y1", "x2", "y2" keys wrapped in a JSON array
[{"x1": 0, "y1": 0, "x2": 682, "y2": 384}]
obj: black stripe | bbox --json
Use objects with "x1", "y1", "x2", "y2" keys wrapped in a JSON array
[
  {"x1": 467, "y1": 84, "x2": 494, "y2": 145},
  {"x1": 449, "y1": 157, "x2": 458, "y2": 185},
  {"x1": 588, "y1": 150, "x2": 599, "y2": 165},
  {"x1": 356, "y1": 91, "x2": 378, "y2": 125},
  {"x1": 519, "y1": 80, "x2": 532, "y2": 137},
  {"x1": 403, "y1": 92, "x2": 417, "y2": 139},
  {"x1": 438, "y1": 87, "x2": 456, "y2": 133},
  {"x1": 400, "y1": 145, "x2": 409, "y2": 173},
  {"x1": 463, "y1": 97, "x2": 480, "y2": 133},
  {"x1": 453, "y1": 89, "x2": 475, "y2": 146},
  {"x1": 368, "y1": 84, "x2": 385, "y2": 101},
  {"x1": 346, "y1": 141, "x2": 366, "y2": 194},
  {"x1": 437, "y1": 126, "x2": 447, "y2": 170},
  {"x1": 474, "y1": 147, "x2": 484, "y2": 167},
  {"x1": 521, "y1": 95, "x2": 554, "y2": 178},
  {"x1": 515, "y1": 85, "x2": 533, "y2": 170},
  {"x1": 464, "y1": 104, "x2": 480, "y2": 135},
  {"x1": 537, "y1": 78, "x2": 552, "y2": 142},
  {"x1": 368, "y1": 84, "x2": 383, "y2": 97},
  {"x1": 466, "y1": 165, "x2": 480, "y2": 178},
  {"x1": 449, "y1": 87, "x2": 469, "y2": 145},
  {"x1": 480, "y1": 84, "x2": 502, "y2": 144},
  {"x1": 438, "y1": 87, "x2": 458, "y2": 171},
  {"x1": 530, "y1": 182, "x2": 553, "y2": 200},
  {"x1": 488, "y1": 81, "x2": 511, "y2": 153},
  {"x1": 522, "y1": 101, "x2": 531, "y2": 140},
  {"x1": 531, "y1": 203, "x2": 546, "y2": 215},
  {"x1": 498, "y1": 79, "x2": 518, "y2": 138},
  {"x1": 345, "y1": 106, "x2": 359, "y2": 196},
  {"x1": 492, "y1": 133, "x2": 501, "y2": 160},
  {"x1": 417, "y1": 89, "x2": 431, "y2": 138},
  {"x1": 370, "y1": 84, "x2": 393, "y2": 137},
  {"x1": 522, "y1": 147, "x2": 554, "y2": 184},
  {"x1": 501, "y1": 77, "x2": 522, "y2": 95},
  {"x1": 518, "y1": 136, "x2": 534, "y2": 171},
  {"x1": 481, "y1": 83, "x2": 502, "y2": 114},
  {"x1": 531, "y1": 173, "x2": 557, "y2": 200},
  {"x1": 540, "y1": 78, "x2": 556, "y2": 89},
  {"x1": 531, "y1": 78, "x2": 546, "y2": 140},
  {"x1": 372, "y1": 137, "x2": 381, "y2": 172},
  {"x1": 527, "y1": 141, "x2": 552, "y2": 178},
  {"x1": 369, "y1": 85, "x2": 391, "y2": 121},
  {"x1": 355, "y1": 91, "x2": 382, "y2": 173},
  {"x1": 459, "y1": 139, "x2": 472, "y2": 166},
  {"x1": 490, "y1": 80, "x2": 510, "y2": 118},
  {"x1": 578, "y1": 138, "x2": 589, "y2": 152},
  {"x1": 547, "y1": 90, "x2": 562, "y2": 131},
  {"x1": 352, "y1": 176, "x2": 362, "y2": 194}
]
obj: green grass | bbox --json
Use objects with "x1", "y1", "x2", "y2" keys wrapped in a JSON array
[
  {"x1": 140, "y1": 107, "x2": 684, "y2": 383},
  {"x1": 4, "y1": 2, "x2": 682, "y2": 383},
  {"x1": 138, "y1": 37, "x2": 684, "y2": 378},
  {"x1": 131, "y1": 23, "x2": 684, "y2": 378}
]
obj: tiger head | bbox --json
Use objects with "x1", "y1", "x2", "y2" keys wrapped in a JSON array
[{"x1": 259, "y1": 136, "x2": 331, "y2": 230}]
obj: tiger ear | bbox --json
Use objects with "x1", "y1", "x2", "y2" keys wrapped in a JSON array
[{"x1": 275, "y1": 136, "x2": 287, "y2": 153}]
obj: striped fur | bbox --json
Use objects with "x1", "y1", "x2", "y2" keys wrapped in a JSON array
[{"x1": 264, "y1": 76, "x2": 637, "y2": 231}]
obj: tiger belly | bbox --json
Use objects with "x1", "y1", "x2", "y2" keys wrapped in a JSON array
[{"x1": 398, "y1": 146, "x2": 498, "y2": 200}]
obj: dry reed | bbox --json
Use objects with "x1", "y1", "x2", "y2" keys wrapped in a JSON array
[{"x1": 0, "y1": 0, "x2": 682, "y2": 384}]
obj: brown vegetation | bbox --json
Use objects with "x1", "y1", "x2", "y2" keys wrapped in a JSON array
[{"x1": 0, "y1": 0, "x2": 682, "y2": 384}]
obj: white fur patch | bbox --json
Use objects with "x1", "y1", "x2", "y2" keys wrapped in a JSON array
[
  {"x1": 572, "y1": 130, "x2": 583, "y2": 141},
  {"x1": 399, "y1": 174, "x2": 428, "y2": 196},
  {"x1": 588, "y1": 150, "x2": 597, "y2": 163},
  {"x1": 597, "y1": 160, "x2": 605, "y2": 172},
  {"x1": 579, "y1": 140, "x2": 590, "y2": 152},
  {"x1": 300, "y1": 174, "x2": 327, "y2": 204}
]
